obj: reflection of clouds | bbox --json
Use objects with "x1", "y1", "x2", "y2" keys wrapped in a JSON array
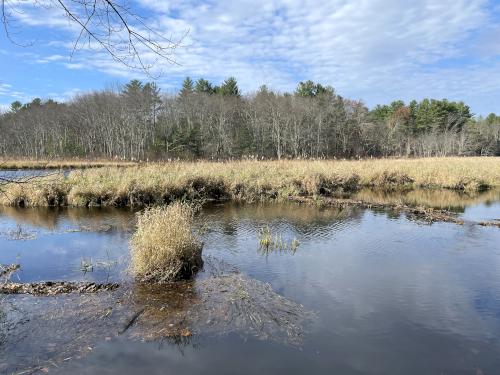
[
  {"x1": 298, "y1": 217, "x2": 500, "y2": 340},
  {"x1": 203, "y1": 206, "x2": 500, "y2": 346},
  {"x1": 462, "y1": 201, "x2": 500, "y2": 222},
  {"x1": 0, "y1": 225, "x2": 130, "y2": 283}
]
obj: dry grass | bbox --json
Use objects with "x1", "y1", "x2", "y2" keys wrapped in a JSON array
[
  {"x1": 130, "y1": 203, "x2": 203, "y2": 283},
  {"x1": 0, "y1": 174, "x2": 69, "y2": 207},
  {"x1": 1, "y1": 157, "x2": 499, "y2": 207},
  {"x1": 0, "y1": 158, "x2": 138, "y2": 170}
]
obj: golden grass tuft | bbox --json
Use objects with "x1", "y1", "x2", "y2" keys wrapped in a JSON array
[{"x1": 130, "y1": 203, "x2": 203, "y2": 283}]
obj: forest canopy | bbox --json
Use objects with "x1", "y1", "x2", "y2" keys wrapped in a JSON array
[{"x1": 1, "y1": 78, "x2": 499, "y2": 160}]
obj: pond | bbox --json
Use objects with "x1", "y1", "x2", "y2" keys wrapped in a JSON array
[{"x1": 0, "y1": 196, "x2": 500, "y2": 374}]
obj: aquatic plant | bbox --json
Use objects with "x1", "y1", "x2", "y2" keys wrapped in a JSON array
[
  {"x1": 79, "y1": 251, "x2": 118, "y2": 278},
  {"x1": 258, "y1": 226, "x2": 300, "y2": 254},
  {"x1": 130, "y1": 203, "x2": 203, "y2": 283},
  {"x1": 3, "y1": 225, "x2": 36, "y2": 240}
]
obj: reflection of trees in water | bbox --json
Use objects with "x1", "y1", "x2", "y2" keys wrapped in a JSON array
[
  {"x1": 0, "y1": 206, "x2": 60, "y2": 229},
  {"x1": 0, "y1": 206, "x2": 135, "y2": 232},
  {"x1": 201, "y1": 202, "x2": 364, "y2": 241},
  {"x1": 354, "y1": 188, "x2": 500, "y2": 211}
]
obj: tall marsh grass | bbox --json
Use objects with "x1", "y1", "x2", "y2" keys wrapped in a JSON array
[
  {"x1": 130, "y1": 203, "x2": 203, "y2": 283},
  {"x1": 1, "y1": 157, "x2": 499, "y2": 207}
]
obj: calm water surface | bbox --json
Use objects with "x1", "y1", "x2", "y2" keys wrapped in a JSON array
[{"x1": 0, "y1": 197, "x2": 499, "y2": 374}]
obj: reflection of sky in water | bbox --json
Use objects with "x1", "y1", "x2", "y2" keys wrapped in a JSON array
[
  {"x1": 460, "y1": 201, "x2": 500, "y2": 222},
  {"x1": 0, "y1": 207, "x2": 132, "y2": 282},
  {"x1": 201, "y1": 204, "x2": 500, "y2": 374},
  {"x1": 1, "y1": 202, "x2": 500, "y2": 374}
]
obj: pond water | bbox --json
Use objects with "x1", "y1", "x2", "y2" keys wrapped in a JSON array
[{"x1": 0, "y1": 196, "x2": 500, "y2": 374}]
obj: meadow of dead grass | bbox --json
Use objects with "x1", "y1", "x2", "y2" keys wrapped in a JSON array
[{"x1": 0, "y1": 157, "x2": 499, "y2": 207}]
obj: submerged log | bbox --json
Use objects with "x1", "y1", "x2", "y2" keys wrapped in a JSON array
[{"x1": 0, "y1": 281, "x2": 119, "y2": 295}]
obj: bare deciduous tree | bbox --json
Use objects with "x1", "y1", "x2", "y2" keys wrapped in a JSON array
[{"x1": 0, "y1": 79, "x2": 498, "y2": 160}]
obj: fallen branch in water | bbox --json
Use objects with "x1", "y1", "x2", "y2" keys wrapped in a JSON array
[
  {"x1": 478, "y1": 221, "x2": 500, "y2": 228},
  {"x1": 0, "y1": 281, "x2": 119, "y2": 295},
  {"x1": 0, "y1": 264, "x2": 19, "y2": 278},
  {"x1": 120, "y1": 307, "x2": 146, "y2": 334}
]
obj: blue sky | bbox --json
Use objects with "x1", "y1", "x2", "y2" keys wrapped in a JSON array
[{"x1": 1, "y1": 0, "x2": 500, "y2": 115}]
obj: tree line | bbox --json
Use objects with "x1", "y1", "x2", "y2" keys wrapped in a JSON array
[{"x1": 1, "y1": 78, "x2": 499, "y2": 160}]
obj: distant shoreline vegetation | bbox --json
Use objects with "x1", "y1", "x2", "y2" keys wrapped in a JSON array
[
  {"x1": 0, "y1": 78, "x2": 499, "y2": 161},
  {"x1": 0, "y1": 158, "x2": 498, "y2": 208}
]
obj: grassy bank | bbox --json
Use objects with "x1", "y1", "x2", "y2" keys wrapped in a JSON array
[
  {"x1": 0, "y1": 158, "x2": 138, "y2": 169},
  {"x1": 1, "y1": 157, "x2": 499, "y2": 207}
]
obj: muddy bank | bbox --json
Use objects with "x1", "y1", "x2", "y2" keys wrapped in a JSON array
[{"x1": 0, "y1": 264, "x2": 120, "y2": 295}]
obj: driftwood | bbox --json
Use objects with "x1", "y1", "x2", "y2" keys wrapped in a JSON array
[
  {"x1": 0, "y1": 264, "x2": 119, "y2": 295},
  {"x1": 0, "y1": 281, "x2": 119, "y2": 296}
]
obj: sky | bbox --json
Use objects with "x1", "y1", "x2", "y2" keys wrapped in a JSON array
[{"x1": 0, "y1": 0, "x2": 500, "y2": 115}]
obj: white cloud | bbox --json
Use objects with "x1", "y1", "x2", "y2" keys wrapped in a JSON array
[
  {"x1": 0, "y1": 82, "x2": 25, "y2": 100},
  {"x1": 0, "y1": 83, "x2": 25, "y2": 112},
  {"x1": 35, "y1": 54, "x2": 67, "y2": 64},
  {"x1": 46, "y1": 88, "x2": 84, "y2": 102}
]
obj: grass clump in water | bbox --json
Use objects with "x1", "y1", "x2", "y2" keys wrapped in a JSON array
[
  {"x1": 258, "y1": 226, "x2": 300, "y2": 254},
  {"x1": 130, "y1": 203, "x2": 203, "y2": 283}
]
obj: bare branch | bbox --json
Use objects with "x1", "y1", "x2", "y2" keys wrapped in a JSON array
[{"x1": 1, "y1": 0, "x2": 185, "y2": 76}]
